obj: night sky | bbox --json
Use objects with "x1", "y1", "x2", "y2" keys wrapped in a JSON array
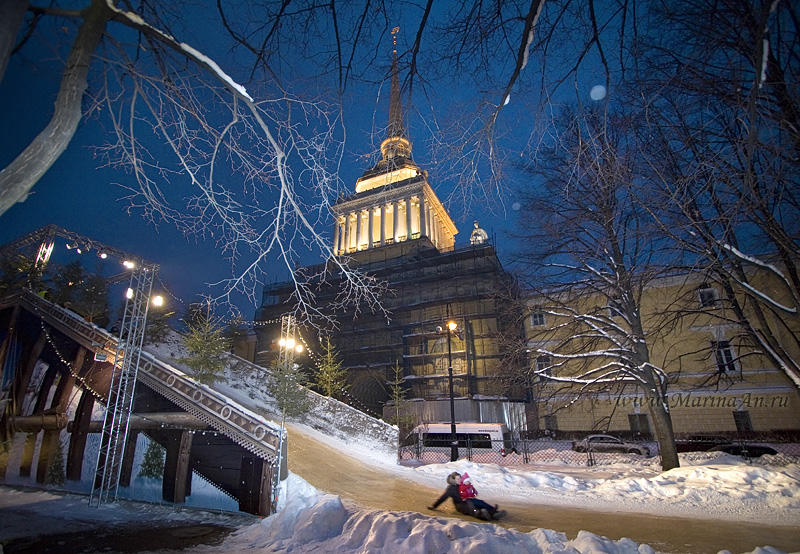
[{"x1": 0, "y1": 7, "x2": 570, "y2": 320}]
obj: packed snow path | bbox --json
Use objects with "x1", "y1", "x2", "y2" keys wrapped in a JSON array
[{"x1": 286, "y1": 425, "x2": 799, "y2": 554}]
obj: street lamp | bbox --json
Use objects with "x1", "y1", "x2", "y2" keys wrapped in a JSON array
[
  {"x1": 273, "y1": 314, "x2": 303, "y2": 509},
  {"x1": 441, "y1": 319, "x2": 460, "y2": 462}
]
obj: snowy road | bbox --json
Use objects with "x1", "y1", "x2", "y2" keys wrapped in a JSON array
[{"x1": 286, "y1": 425, "x2": 800, "y2": 554}]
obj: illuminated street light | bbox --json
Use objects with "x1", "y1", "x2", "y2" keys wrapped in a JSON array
[
  {"x1": 279, "y1": 337, "x2": 303, "y2": 353},
  {"x1": 440, "y1": 318, "x2": 461, "y2": 462}
]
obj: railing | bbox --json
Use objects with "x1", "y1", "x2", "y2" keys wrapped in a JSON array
[
  {"x1": 398, "y1": 436, "x2": 800, "y2": 467},
  {"x1": 6, "y1": 290, "x2": 283, "y2": 464}
]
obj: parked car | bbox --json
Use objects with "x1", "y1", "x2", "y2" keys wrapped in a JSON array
[
  {"x1": 675, "y1": 434, "x2": 730, "y2": 453},
  {"x1": 709, "y1": 443, "x2": 779, "y2": 457},
  {"x1": 571, "y1": 435, "x2": 651, "y2": 456}
]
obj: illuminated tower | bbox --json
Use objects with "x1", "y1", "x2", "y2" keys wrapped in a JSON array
[
  {"x1": 256, "y1": 30, "x2": 527, "y2": 428},
  {"x1": 331, "y1": 28, "x2": 457, "y2": 258}
]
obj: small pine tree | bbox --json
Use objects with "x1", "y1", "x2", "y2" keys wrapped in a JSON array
[
  {"x1": 179, "y1": 304, "x2": 230, "y2": 384},
  {"x1": 45, "y1": 437, "x2": 66, "y2": 486},
  {"x1": 138, "y1": 439, "x2": 166, "y2": 479},
  {"x1": 314, "y1": 336, "x2": 349, "y2": 399},
  {"x1": 269, "y1": 362, "x2": 312, "y2": 420},
  {"x1": 385, "y1": 361, "x2": 417, "y2": 434}
]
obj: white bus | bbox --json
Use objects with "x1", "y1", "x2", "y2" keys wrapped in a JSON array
[{"x1": 409, "y1": 422, "x2": 510, "y2": 450}]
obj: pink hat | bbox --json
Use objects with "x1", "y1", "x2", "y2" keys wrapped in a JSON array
[{"x1": 462, "y1": 472, "x2": 470, "y2": 483}]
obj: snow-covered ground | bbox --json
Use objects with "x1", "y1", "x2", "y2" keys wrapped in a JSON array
[
  {"x1": 2, "y1": 427, "x2": 798, "y2": 554},
  {"x1": 3, "y1": 331, "x2": 798, "y2": 554}
]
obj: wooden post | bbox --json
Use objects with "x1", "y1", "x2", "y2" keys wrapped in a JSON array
[
  {"x1": 119, "y1": 430, "x2": 140, "y2": 488},
  {"x1": 239, "y1": 456, "x2": 274, "y2": 516},
  {"x1": 162, "y1": 430, "x2": 193, "y2": 504},
  {"x1": 0, "y1": 304, "x2": 20, "y2": 386},
  {"x1": 19, "y1": 366, "x2": 57, "y2": 478},
  {"x1": 67, "y1": 389, "x2": 95, "y2": 481},
  {"x1": 12, "y1": 331, "x2": 47, "y2": 417},
  {"x1": 36, "y1": 350, "x2": 80, "y2": 484}
]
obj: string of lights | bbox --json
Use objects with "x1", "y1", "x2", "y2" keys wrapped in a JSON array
[
  {"x1": 26, "y1": 260, "x2": 384, "y2": 427},
  {"x1": 37, "y1": 316, "x2": 106, "y2": 402}
]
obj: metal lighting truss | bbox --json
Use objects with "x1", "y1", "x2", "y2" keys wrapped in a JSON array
[
  {"x1": 0, "y1": 225, "x2": 161, "y2": 507},
  {"x1": 89, "y1": 262, "x2": 158, "y2": 506}
]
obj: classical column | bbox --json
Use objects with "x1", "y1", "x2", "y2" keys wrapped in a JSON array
[
  {"x1": 333, "y1": 217, "x2": 340, "y2": 254},
  {"x1": 405, "y1": 197, "x2": 413, "y2": 240},
  {"x1": 380, "y1": 205, "x2": 386, "y2": 246},
  {"x1": 393, "y1": 201, "x2": 399, "y2": 242},
  {"x1": 419, "y1": 194, "x2": 427, "y2": 238},
  {"x1": 368, "y1": 207, "x2": 374, "y2": 249},
  {"x1": 355, "y1": 210, "x2": 362, "y2": 249},
  {"x1": 343, "y1": 213, "x2": 351, "y2": 252}
]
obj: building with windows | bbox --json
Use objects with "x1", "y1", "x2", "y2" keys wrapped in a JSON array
[
  {"x1": 525, "y1": 271, "x2": 800, "y2": 438},
  {"x1": 252, "y1": 40, "x2": 527, "y2": 430}
]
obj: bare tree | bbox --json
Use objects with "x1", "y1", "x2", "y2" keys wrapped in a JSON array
[
  {"x1": 633, "y1": 0, "x2": 800, "y2": 390},
  {"x1": 1, "y1": 0, "x2": 391, "y2": 322},
  {"x1": 511, "y1": 106, "x2": 680, "y2": 470},
  {"x1": 213, "y1": 1, "x2": 640, "y2": 218}
]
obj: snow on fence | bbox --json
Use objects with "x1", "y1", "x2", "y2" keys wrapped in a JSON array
[{"x1": 398, "y1": 436, "x2": 800, "y2": 467}]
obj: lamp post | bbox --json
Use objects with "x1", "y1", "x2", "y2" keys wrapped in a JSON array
[
  {"x1": 273, "y1": 314, "x2": 304, "y2": 508},
  {"x1": 445, "y1": 319, "x2": 459, "y2": 462}
]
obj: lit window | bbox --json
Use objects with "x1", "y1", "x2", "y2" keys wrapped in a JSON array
[{"x1": 712, "y1": 340, "x2": 737, "y2": 373}]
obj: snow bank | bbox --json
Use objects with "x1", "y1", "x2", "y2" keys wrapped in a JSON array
[
  {"x1": 218, "y1": 474, "x2": 661, "y2": 554},
  {"x1": 409, "y1": 457, "x2": 800, "y2": 525}
]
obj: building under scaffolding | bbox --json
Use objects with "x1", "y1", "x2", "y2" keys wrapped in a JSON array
[{"x1": 252, "y1": 35, "x2": 530, "y2": 433}]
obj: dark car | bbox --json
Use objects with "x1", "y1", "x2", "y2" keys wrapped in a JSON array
[
  {"x1": 571, "y1": 435, "x2": 650, "y2": 456},
  {"x1": 675, "y1": 435, "x2": 730, "y2": 453},
  {"x1": 709, "y1": 443, "x2": 779, "y2": 457}
]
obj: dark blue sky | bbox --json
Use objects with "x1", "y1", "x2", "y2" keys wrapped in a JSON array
[
  {"x1": 0, "y1": 46, "x2": 523, "y2": 320},
  {"x1": 1, "y1": 6, "x2": 612, "y2": 319}
]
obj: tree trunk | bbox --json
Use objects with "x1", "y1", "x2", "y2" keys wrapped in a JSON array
[
  {"x1": 0, "y1": 0, "x2": 111, "y2": 216},
  {"x1": 647, "y1": 394, "x2": 679, "y2": 471}
]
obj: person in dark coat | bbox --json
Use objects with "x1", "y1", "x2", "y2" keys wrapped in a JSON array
[{"x1": 428, "y1": 471, "x2": 503, "y2": 520}]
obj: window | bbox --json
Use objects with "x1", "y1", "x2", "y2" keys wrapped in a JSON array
[
  {"x1": 535, "y1": 355, "x2": 552, "y2": 377},
  {"x1": 628, "y1": 413, "x2": 651, "y2": 437},
  {"x1": 544, "y1": 414, "x2": 558, "y2": 431},
  {"x1": 732, "y1": 410, "x2": 753, "y2": 432},
  {"x1": 530, "y1": 311, "x2": 546, "y2": 327},
  {"x1": 712, "y1": 341, "x2": 737, "y2": 373},
  {"x1": 697, "y1": 285, "x2": 719, "y2": 308}
]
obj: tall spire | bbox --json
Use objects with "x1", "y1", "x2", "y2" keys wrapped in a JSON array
[
  {"x1": 354, "y1": 26, "x2": 418, "y2": 193},
  {"x1": 388, "y1": 27, "x2": 405, "y2": 141},
  {"x1": 379, "y1": 27, "x2": 412, "y2": 163}
]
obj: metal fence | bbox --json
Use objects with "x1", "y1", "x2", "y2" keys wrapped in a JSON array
[{"x1": 398, "y1": 435, "x2": 800, "y2": 467}]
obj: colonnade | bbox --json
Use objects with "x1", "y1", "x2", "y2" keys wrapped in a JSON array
[{"x1": 333, "y1": 194, "x2": 447, "y2": 255}]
